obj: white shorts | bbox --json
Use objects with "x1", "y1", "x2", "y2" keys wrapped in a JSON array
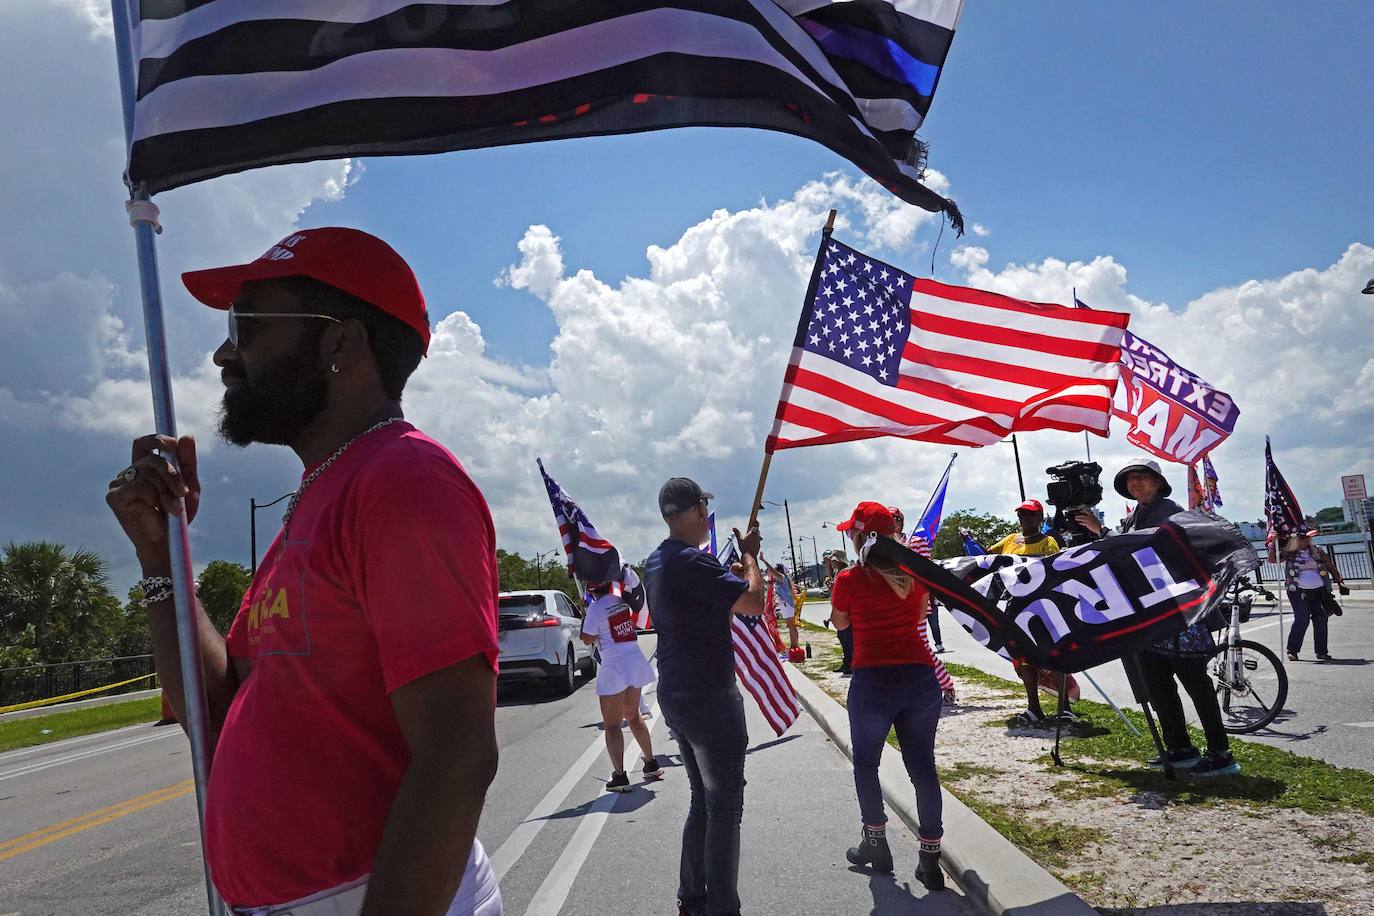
[{"x1": 595, "y1": 649, "x2": 657, "y2": 696}]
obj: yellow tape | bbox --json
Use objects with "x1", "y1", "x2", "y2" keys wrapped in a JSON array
[{"x1": 0, "y1": 673, "x2": 158, "y2": 715}]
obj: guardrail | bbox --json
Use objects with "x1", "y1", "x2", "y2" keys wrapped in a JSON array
[
  {"x1": 0, "y1": 655, "x2": 158, "y2": 708},
  {"x1": 1256, "y1": 547, "x2": 1372, "y2": 586}
]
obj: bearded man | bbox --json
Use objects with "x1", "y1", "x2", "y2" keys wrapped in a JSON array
[{"x1": 105, "y1": 228, "x2": 502, "y2": 915}]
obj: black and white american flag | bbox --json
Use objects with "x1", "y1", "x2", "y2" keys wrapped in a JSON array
[{"x1": 120, "y1": 0, "x2": 964, "y2": 225}]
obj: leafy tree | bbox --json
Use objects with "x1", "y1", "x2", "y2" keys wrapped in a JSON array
[
  {"x1": 930, "y1": 510, "x2": 1017, "y2": 560},
  {"x1": 197, "y1": 560, "x2": 252, "y2": 635},
  {"x1": 1314, "y1": 506, "x2": 1345, "y2": 524},
  {"x1": 495, "y1": 549, "x2": 580, "y2": 603},
  {"x1": 0, "y1": 541, "x2": 123, "y2": 664}
]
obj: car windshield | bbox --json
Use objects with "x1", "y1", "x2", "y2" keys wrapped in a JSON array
[{"x1": 499, "y1": 595, "x2": 546, "y2": 615}]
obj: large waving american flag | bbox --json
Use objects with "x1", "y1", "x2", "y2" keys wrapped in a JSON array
[
  {"x1": 119, "y1": 0, "x2": 964, "y2": 225},
  {"x1": 767, "y1": 236, "x2": 1130, "y2": 450}
]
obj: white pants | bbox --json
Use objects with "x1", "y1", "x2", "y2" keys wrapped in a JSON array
[{"x1": 233, "y1": 839, "x2": 501, "y2": 915}]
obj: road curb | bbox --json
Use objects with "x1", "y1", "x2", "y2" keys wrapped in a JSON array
[{"x1": 786, "y1": 664, "x2": 1096, "y2": 916}]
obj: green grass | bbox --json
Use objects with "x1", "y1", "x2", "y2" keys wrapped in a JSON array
[
  {"x1": 956, "y1": 793, "x2": 1106, "y2": 870},
  {"x1": 1335, "y1": 851, "x2": 1374, "y2": 876},
  {"x1": 942, "y1": 662, "x2": 1374, "y2": 817},
  {"x1": 0, "y1": 696, "x2": 164, "y2": 753},
  {"x1": 938, "y1": 761, "x2": 1003, "y2": 782}
]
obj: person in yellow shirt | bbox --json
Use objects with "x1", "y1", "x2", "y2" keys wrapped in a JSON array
[{"x1": 987, "y1": 500, "x2": 1072, "y2": 727}]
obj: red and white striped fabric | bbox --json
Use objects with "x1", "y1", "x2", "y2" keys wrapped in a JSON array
[
  {"x1": 732, "y1": 613, "x2": 801, "y2": 737},
  {"x1": 767, "y1": 238, "x2": 1129, "y2": 451},
  {"x1": 905, "y1": 534, "x2": 952, "y2": 691}
]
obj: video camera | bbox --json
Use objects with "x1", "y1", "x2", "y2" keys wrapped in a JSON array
[{"x1": 1044, "y1": 460, "x2": 1103, "y2": 545}]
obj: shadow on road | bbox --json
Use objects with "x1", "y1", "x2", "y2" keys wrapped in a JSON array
[
  {"x1": 1097, "y1": 904, "x2": 1328, "y2": 915},
  {"x1": 541, "y1": 785, "x2": 660, "y2": 821},
  {"x1": 496, "y1": 678, "x2": 592, "y2": 707}
]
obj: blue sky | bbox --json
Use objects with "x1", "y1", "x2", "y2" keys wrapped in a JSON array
[
  {"x1": 302, "y1": 1, "x2": 1374, "y2": 366},
  {"x1": 1, "y1": 1, "x2": 1372, "y2": 589}
]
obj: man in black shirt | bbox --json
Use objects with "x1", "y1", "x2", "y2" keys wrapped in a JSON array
[{"x1": 645, "y1": 478, "x2": 764, "y2": 916}]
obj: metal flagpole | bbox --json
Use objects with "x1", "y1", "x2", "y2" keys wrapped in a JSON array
[
  {"x1": 109, "y1": 3, "x2": 222, "y2": 912},
  {"x1": 1011, "y1": 434, "x2": 1027, "y2": 502},
  {"x1": 748, "y1": 209, "x2": 836, "y2": 532}
]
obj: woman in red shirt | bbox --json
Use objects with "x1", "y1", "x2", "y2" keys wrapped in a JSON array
[{"x1": 831, "y1": 502, "x2": 945, "y2": 891}]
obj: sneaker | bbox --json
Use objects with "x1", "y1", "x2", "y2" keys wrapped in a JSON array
[
  {"x1": 934, "y1": 644, "x2": 946, "y2": 653},
  {"x1": 643, "y1": 755, "x2": 663, "y2": 780},
  {"x1": 1287, "y1": 652, "x2": 1299, "y2": 662},
  {"x1": 605, "y1": 771, "x2": 631, "y2": 793},
  {"x1": 1006, "y1": 709, "x2": 1048, "y2": 728},
  {"x1": 1148, "y1": 747, "x2": 1201, "y2": 770},
  {"x1": 1190, "y1": 751, "x2": 1240, "y2": 777},
  {"x1": 1316, "y1": 653, "x2": 1332, "y2": 661}
]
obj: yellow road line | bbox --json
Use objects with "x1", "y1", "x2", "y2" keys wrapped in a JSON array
[{"x1": 0, "y1": 778, "x2": 195, "y2": 861}]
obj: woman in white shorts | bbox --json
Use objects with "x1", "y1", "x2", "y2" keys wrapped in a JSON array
[{"x1": 581, "y1": 581, "x2": 661, "y2": 793}]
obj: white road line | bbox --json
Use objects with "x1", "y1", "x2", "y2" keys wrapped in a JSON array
[
  {"x1": 521, "y1": 702, "x2": 662, "y2": 916},
  {"x1": 0, "y1": 731, "x2": 174, "y2": 782},
  {"x1": 488, "y1": 730, "x2": 608, "y2": 883},
  {"x1": 0, "y1": 724, "x2": 155, "y2": 764},
  {"x1": 1343, "y1": 722, "x2": 1374, "y2": 729}
]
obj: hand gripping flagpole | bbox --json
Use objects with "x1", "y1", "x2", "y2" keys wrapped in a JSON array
[{"x1": 109, "y1": 3, "x2": 223, "y2": 913}]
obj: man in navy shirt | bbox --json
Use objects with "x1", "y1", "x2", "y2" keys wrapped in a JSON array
[{"x1": 645, "y1": 478, "x2": 763, "y2": 916}]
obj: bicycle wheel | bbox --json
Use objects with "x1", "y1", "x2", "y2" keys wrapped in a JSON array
[{"x1": 1207, "y1": 639, "x2": 1288, "y2": 733}]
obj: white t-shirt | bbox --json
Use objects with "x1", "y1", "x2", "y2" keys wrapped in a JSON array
[
  {"x1": 1291, "y1": 550, "x2": 1326, "y2": 590},
  {"x1": 583, "y1": 593, "x2": 642, "y2": 657}
]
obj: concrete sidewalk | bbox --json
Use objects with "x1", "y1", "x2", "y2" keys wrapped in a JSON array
[{"x1": 784, "y1": 664, "x2": 1095, "y2": 916}]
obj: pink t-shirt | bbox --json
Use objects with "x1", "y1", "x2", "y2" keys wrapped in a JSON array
[{"x1": 207, "y1": 422, "x2": 498, "y2": 907}]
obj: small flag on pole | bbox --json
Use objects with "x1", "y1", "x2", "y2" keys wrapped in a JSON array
[
  {"x1": 1264, "y1": 437, "x2": 1305, "y2": 562},
  {"x1": 538, "y1": 459, "x2": 622, "y2": 584},
  {"x1": 1203, "y1": 455, "x2": 1223, "y2": 508},
  {"x1": 912, "y1": 454, "x2": 956, "y2": 546}
]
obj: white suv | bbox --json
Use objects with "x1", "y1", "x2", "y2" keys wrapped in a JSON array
[{"x1": 497, "y1": 590, "x2": 597, "y2": 695}]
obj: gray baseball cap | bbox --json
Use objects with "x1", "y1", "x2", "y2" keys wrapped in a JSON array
[{"x1": 659, "y1": 477, "x2": 713, "y2": 518}]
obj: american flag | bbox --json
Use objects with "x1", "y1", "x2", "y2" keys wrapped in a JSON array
[
  {"x1": 537, "y1": 459, "x2": 621, "y2": 584},
  {"x1": 1264, "y1": 437, "x2": 1305, "y2": 562},
  {"x1": 117, "y1": 1, "x2": 964, "y2": 225},
  {"x1": 767, "y1": 237, "x2": 1129, "y2": 451},
  {"x1": 717, "y1": 541, "x2": 799, "y2": 734},
  {"x1": 732, "y1": 612, "x2": 800, "y2": 736}
]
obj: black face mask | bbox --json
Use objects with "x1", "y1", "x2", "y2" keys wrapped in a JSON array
[{"x1": 218, "y1": 329, "x2": 330, "y2": 448}]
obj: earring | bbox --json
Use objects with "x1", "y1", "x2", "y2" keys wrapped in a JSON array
[{"x1": 330, "y1": 363, "x2": 339, "y2": 374}]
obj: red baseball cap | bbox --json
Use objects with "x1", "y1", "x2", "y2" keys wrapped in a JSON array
[
  {"x1": 1016, "y1": 499, "x2": 1045, "y2": 514},
  {"x1": 836, "y1": 502, "x2": 897, "y2": 536},
  {"x1": 182, "y1": 227, "x2": 431, "y2": 354}
]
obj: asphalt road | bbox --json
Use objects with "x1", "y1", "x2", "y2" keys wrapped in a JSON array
[
  {"x1": 0, "y1": 636, "x2": 973, "y2": 915},
  {"x1": 802, "y1": 594, "x2": 1374, "y2": 773}
]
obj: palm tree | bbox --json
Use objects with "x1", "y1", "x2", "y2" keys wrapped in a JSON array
[{"x1": 0, "y1": 541, "x2": 122, "y2": 664}]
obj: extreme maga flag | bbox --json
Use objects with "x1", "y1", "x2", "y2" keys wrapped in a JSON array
[
  {"x1": 768, "y1": 237, "x2": 1129, "y2": 450},
  {"x1": 1077, "y1": 297, "x2": 1240, "y2": 465},
  {"x1": 121, "y1": 0, "x2": 964, "y2": 224},
  {"x1": 866, "y1": 512, "x2": 1257, "y2": 673}
]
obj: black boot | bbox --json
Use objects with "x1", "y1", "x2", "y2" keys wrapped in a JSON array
[
  {"x1": 916, "y1": 848, "x2": 945, "y2": 891},
  {"x1": 845, "y1": 825, "x2": 893, "y2": 873}
]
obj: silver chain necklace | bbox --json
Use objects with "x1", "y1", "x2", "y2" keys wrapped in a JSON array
[{"x1": 283, "y1": 417, "x2": 404, "y2": 532}]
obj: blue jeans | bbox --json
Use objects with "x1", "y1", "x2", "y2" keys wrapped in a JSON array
[
  {"x1": 847, "y1": 664, "x2": 942, "y2": 841},
  {"x1": 1287, "y1": 587, "x2": 1329, "y2": 656},
  {"x1": 660, "y1": 688, "x2": 748, "y2": 916}
]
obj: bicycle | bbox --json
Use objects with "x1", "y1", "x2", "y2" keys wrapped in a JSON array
[{"x1": 1205, "y1": 577, "x2": 1288, "y2": 733}]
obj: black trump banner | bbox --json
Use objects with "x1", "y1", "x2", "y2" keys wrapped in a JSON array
[{"x1": 865, "y1": 512, "x2": 1258, "y2": 673}]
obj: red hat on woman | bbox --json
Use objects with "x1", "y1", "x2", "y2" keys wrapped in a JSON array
[{"x1": 836, "y1": 502, "x2": 897, "y2": 536}]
